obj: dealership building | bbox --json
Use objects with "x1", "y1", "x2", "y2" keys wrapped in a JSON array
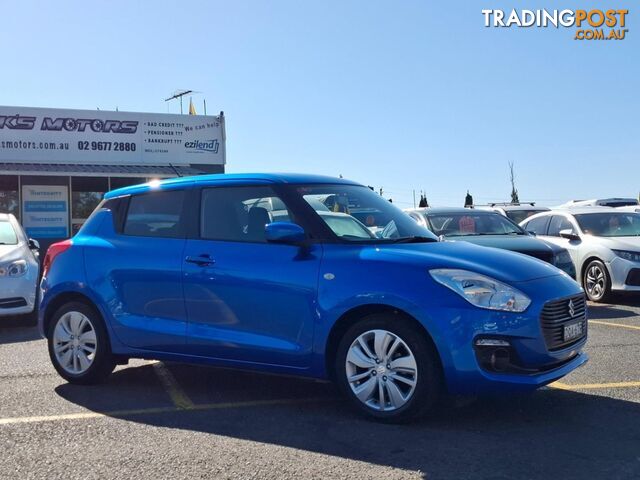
[{"x1": 0, "y1": 106, "x2": 225, "y2": 248}]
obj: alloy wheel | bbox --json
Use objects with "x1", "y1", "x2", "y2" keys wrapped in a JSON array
[
  {"x1": 585, "y1": 264, "x2": 606, "y2": 300},
  {"x1": 53, "y1": 311, "x2": 97, "y2": 375},
  {"x1": 345, "y1": 329, "x2": 418, "y2": 412}
]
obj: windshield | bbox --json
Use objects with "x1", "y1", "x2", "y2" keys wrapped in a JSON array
[
  {"x1": 575, "y1": 212, "x2": 640, "y2": 237},
  {"x1": 505, "y1": 209, "x2": 548, "y2": 224},
  {"x1": 298, "y1": 185, "x2": 436, "y2": 242},
  {"x1": 426, "y1": 212, "x2": 525, "y2": 237},
  {"x1": 0, "y1": 221, "x2": 18, "y2": 245}
]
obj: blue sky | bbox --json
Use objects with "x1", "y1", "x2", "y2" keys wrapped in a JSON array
[{"x1": 1, "y1": 1, "x2": 637, "y2": 208}]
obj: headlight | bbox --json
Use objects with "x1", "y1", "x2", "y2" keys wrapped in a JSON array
[
  {"x1": 613, "y1": 250, "x2": 640, "y2": 263},
  {"x1": 430, "y1": 269, "x2": 531, "y2": 312},
  {"x1": 0, "y1": 260, "x2": 28, "y2": 277},
  {"x1": 553, "y1": 250, "x2": 572, "y2": 266}
]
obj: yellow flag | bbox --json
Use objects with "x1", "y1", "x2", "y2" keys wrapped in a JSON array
[{"x1": 188, "y1": 98, "x2": 196, "y2": 115}]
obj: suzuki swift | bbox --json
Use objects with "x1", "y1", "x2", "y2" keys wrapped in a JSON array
[{"x1": 39, "y1": 174, "x2": 588, "y2": 421}]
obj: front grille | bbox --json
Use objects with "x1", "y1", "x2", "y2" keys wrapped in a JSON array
[
  {"x1": 0, "y1": 297, "x2": 28, "y2": 309},
  {"x1": 625, "y1": 269, "x2": 640, "y2": 286},
  {"x1": 540, "y1": 294, "x2": 587, "y2": 351},
  {"x1": 521, "y1": 250, "x2": 554, "y2": 264}
]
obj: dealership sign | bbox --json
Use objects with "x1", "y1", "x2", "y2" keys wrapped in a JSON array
[
  {"x1": 0, "y1": 106, "x2": 225, "y2": 165},
  {"x1": 21, "y1": 185, "x2": 69, "y2": 238}
]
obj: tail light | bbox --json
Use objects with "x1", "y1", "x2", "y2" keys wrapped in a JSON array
[{"x1": 42, "y1": 239, "x2": 73, "y2": 278}]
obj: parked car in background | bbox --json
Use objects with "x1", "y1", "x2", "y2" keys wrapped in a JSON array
[
  {"x1": 406, "y1": 208, "x2": 576, "y2": 278},
  {"x1": 520, "y1": 208, "x2": 640, "y2": 302},
  {"x1": 616, "y1": 205, "x2": 640, "y2": 214},
  {"x1": 39, "y1": 174, "x2": 587, "y2": 422},
  {"x1": 0, "y1": 213, "x2": 40, "y2": 321},
  {"x1": 474, "y1": 203, "x2": 550, "y2": 224},
  {"x1": 556, "y1": 198, "x2": 639, "y2": 209}
]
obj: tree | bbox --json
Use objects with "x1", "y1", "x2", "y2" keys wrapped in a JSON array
[
  {"x1": 509, "y1": 161, "x2": 520, "y2": 204},
  {"x1": 418, "y1": 194, "x2": 428, "y2": 208}
]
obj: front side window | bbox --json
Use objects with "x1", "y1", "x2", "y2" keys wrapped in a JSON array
[
  {"x1": 200, "y1": 186, "x2": 292, "y2": 243},
  {"x1": 123, "y1": 190, "x2": 185, "y2": 238},
  {"x1": 547, "y1": 215, "x2": 575, "y2": 237},
  {"x1": 575, "y1": 213, "x2": 640, "y2": 237},
  {"x1": 298, "y1": 184, "x2": 435, "y2": 242},
  {"x1": 425, "y1": 213, "x2": 524, "y2": 238},
  {"x1": 0, "y1": 221, "x2": 18, "y2": 245}
]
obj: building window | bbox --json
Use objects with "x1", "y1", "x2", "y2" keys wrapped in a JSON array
[
  {"x1": 0, "y1": 176, "x2": 19, "y2": 219},
  {"x1": 71, "y1": 177, "x2": 108, "y2": 234}
]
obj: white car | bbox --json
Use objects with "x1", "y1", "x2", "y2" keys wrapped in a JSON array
[
  {"x1": 520, "y1": 208, "x2": 640, "y2": 302},
  {"x1": 556, "y1": 198, "x2": 639, "y2": 209},
  {"x1": 0, "y1": 214, "x2": 40, "y2": 320}
]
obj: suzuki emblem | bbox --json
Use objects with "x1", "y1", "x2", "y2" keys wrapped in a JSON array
[{"x1": 568, "y1": 299, "x2": 575, "y2": 317}]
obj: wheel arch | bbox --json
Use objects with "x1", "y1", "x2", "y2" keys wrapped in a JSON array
[
  {"x1": 580, "y1": 255, "x2": 608, "y2": 287},
  {"x1": 43, "y1": 291, "x2": 101, "y2": 336},
  {"x1": 323, "y1": 304, "x2": 443, "y2": 382}
]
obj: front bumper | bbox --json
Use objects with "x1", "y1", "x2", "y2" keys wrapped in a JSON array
[
  {"x1": 425, "y1": 274, "x2": 588, "y2": 395},
  {"x1": 608, "y1": 257, "x2": 640, "y2": 292},
  {"x1": 0, "y1": 274, "x2": 37, "y2": 317}
]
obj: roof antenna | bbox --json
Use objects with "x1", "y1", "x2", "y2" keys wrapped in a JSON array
[{"x1": 169, "y1": 163, "x2": 182, "y2": 177}]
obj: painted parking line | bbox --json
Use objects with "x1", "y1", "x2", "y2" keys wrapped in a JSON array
[
  {"x1": 0, "y1": 397, "x2": 336, "y2": 427},
  {"x1": 550, "y1": 380, "x2": 640, "y2": 391},
  {"x1": 589, "y1": 320, "x2": 640, "y2": 331},
  {"x1": 152, "y1": 362, "x2": 195, "y2": 410}
]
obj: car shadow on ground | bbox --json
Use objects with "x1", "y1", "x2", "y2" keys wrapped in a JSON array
[
  {"x1": 56, "y1": 363, "x2": 640, "y2": 479},
  {"x1": 0, "y1": 325, "x2": 41, "y2": 345}
]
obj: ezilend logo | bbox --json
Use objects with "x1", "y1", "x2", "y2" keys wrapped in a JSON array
[{"x1": 184, "y1": 139, "x2": 220, "y2": 153}]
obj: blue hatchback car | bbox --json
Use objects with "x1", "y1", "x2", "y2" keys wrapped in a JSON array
[{"x1": 39, "y1": 174, "x2": 588, "y2": 421}]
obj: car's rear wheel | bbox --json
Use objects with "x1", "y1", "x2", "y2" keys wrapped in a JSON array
[
  {"x1": 47, "y1": 301, "x2": 115, "y2": 384},
  {"x1": 583, "y1": 259, "x2": 611, "y2": 302},
  {"x1": 335, "y1": 313, "x2": 442, "y2": 422}
]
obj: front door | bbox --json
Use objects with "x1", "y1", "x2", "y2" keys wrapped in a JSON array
[{"x1": 183, "y1": 185, "x2": 321, "y2": 368}]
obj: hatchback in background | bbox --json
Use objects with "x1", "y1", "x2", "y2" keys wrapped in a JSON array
[
  {"x1": 406, "y1": 208, "x2": 576, "y2": 278},
  {"x1": 521, "y1": 208, "x2": 640, "y2": 302},
  {"x1": 0, "y1": 213, "x2": 40, "y2": 321},
  {"x1": 39, "y1": 174, "x2": 587, "y2": 422},
  {"x1": 474, "y1": 203, "x2": 550, "y2": 224}
]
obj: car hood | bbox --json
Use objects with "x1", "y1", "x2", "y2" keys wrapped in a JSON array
[
  {"x1": 446, "y1": 235, "x2": 560, "y2": 255},
  {"x1": 590, "y1": 236, "x2": 640, "y2": 251},
  {"x1": 368, "y1": 241, "x2": 562, "y2": 283},
  {"x1": 0, "y1": 244, "x2": 22, "y2": 260}
]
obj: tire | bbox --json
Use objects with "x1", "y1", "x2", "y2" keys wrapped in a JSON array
[
  {"x1": 47, "y1": 301, "x2": 115, "y2": 384},
  {"x1": 582, "y1": 259, "x2": 612, "y2": 302},
  {"x1": 335, "y1": 313, "x2": 442, "y2": 423}
]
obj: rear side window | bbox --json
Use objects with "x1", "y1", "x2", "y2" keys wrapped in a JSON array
[
  {"x1": 523, "y1": 215, "x2": 550, "y2": 235},
  {"x1": 123, "y1": 190, "x2": 185, "y2": 238},
  {"x1": 0, "y1": 221, "x2": 18, "y2": 245},
  {"x1": 547, "y1": 215, "x2": 575, "y2": 237}
]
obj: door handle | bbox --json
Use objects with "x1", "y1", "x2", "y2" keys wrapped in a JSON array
[{"x1": 185, "y1": 254, "x2": 216, "y2": 266}]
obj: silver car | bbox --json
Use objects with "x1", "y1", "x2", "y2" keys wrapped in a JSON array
[
  {"x1": 0, "y1": 214, "x2": 40, "y2": 320},
  {"x1": 520, "y1": 207, "x2": 640, "y2": 302}
]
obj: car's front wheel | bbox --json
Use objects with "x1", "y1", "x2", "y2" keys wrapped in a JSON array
[
  {"x1": 335, "y1": 313, "x2": 442, "y2": 422},
  {"x1": 47, "y1": 301, "x2": 115, "y2": 384},
  {"x1": 583, "y1": 259, "x2": 611, "y2": 302}
]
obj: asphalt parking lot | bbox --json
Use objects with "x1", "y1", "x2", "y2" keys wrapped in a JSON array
[{"x1": 1, "y1": 299, "x2": 640, "y2": 480}]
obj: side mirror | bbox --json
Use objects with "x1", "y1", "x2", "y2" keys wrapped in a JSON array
[
  {"x1": 265, "y1": 222, "x2": 306, "y2": 244},
  {"x1": 559, "y1": 229, "x2": 580, "y2": 241},
  {"x1": 28, "y1": 238, "x2": 40, "y2": 250}
]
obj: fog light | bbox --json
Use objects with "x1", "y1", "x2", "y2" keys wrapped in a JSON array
[{"x1": 474, "y1": 338, "x2": 510, "y2": 347}]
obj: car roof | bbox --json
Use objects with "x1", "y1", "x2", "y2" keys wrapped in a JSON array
[
  {"x1": 0, "y1": 213, "x2": 9, "y2": 221},
  {"x1": 493, "y1": 204, "x2": 549, "y2": 211},
  {"x1": 525, "y1": 207, "x2": 619, "y2": 219},
  {"x1": 105, "y1": 173, "x2": 361, "y2": 199}
]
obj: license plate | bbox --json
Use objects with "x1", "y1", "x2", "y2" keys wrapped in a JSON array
[{"x1": 564, "y1": 322, "x2": 584, "y2": 341}]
